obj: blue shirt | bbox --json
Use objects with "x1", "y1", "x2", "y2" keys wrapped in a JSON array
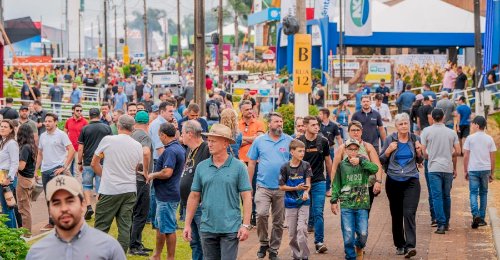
[
  {"x1": 228, "y1": 132, "x2": 242, "y2": 159},
  {"x1": 247, "y1": 133, "x2": 293, "y2": 189},
  {"x1": 70, "y1": 89, "x2": 83, "y2": 104},
  {"x1": 397, "y1": 91, "x2": 416, "y2": 111},
  {"x1": 390, "y1": 142, "x2": 417, "y2": 182},
  {"x1": 113, "y1": 93, "x2": 128, "y2": 110},
  {"x1": 191, "y1": 156, "x2": 252, "y2": 233},
  {"x1": 333, "y1": 108, "x2": 350, "y2": 126},
  {"x1": 174, "y1": 111, "x2": 183, "y2": 122},
  {"x1": 355, "y1": 92, "x2": 363, "y2": 111},
  {"x1": 149, "y1": 116, "x2": 167, "y2": 160},
  {"x1": 376, "y1": 86, "x2": 391, "y2": 104},
  {"x1": 49, "y1": 85, "x2": 64, "y2": 102},
  {"x1": 153, "y1": 140, "x2": 186, "y2": 202},
  {"x1": 456, "y1": 104, "x2": 471, "y2": 126},
  {"x1": 177, "y1": 116, "x2": 209, "y2": 133}
]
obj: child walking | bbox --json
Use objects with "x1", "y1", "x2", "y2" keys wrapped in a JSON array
[
  {"x1": 279, "y1": 139, "x2": 312, "y2": 260},
  {"x1": 331, "y1": 138, "x2": 379, "y2": 260}
]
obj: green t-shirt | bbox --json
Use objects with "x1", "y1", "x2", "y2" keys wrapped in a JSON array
[
  {"x1": 110, "y1": 124, "x2": 118, "y2": 135},
  {"x1": 191, "y1": 156, "x2": 252, "y2": 233},
  {"x1": 331, "y1": 157, "x2": 378, "y2": 210}
]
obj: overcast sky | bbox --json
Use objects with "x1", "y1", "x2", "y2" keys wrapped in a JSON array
[{"x1": 4, "y1": 0, "x2": 221, "y2": 36}]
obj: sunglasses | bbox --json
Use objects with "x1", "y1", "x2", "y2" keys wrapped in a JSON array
[{"x1": 75, "y1": 110, "x2": 82, "y2": 112}]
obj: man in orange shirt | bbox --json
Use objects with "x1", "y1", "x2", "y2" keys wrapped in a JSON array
[{"x1": 238, "y1": 100, "x2": 266, "y2": 226}]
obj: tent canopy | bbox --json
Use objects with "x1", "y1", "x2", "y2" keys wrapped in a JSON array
[{"x1": 207, "y1": 23, "x2": 248, "y2": 36}]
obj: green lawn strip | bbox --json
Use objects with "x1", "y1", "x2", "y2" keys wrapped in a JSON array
[
  {"x1": 28, "y1": 219, "x2": 192, "y2": 259},
  {"x1": 495, "y1": 152, "x2": 500, "y2": 180}
]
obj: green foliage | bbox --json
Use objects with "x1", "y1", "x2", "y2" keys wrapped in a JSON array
[
  {"x1": 57, "y1": 120, "x2": 65, "y2": 130},
  {"x1": 312, "y1": 69, "x2": 323, "y2": 82},
  {"x1": 0, "y1": 214, "x2": 29, "y2": 259},
  {"x1": 122, "y1": 64, "x2": 143, "y2": 78},
  {"x1": 276, "y1": 104, "x2": 319, "y2": 135},
  {"x1": 279, "y1": 66, "x2": 289, "y2": 77},
  {"x1": 129, "y1": 8, "x2": 166, "y2": 35},
  {"x1": 4, "y1": 82, "x2": 20, "y2": 98}
]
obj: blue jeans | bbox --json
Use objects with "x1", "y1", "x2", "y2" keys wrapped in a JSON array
[
  {"x1": 341, "y1": 208, "x2": 369, "y2": 260},
  {"x1": 148, "y1": 185, "x2": 157, "y2": 227},
  {"x1": 82, "y1": 166, "x2": 101, "y2": 192},
  {"x1": 191, "y1": 206, "x2": 203, "y2": 260},
  {"x1": 326, "y1": 148, "x2": 334, "y2": 191},
  {"x1": 429, "y1": 172, "x2": 454, "y2": 227},
  {"x1": 468, "y1": 170, "x2": 490, "y2": 219},
  {"x1": 423, "y1": 160, "x2": 435, "y2": 220},
  {"x1": 308, "y1": 181, "x2": 326, "y2": 244},
  {"x1": 1, "y1": 180, "x2": 17, "y2": 228}
]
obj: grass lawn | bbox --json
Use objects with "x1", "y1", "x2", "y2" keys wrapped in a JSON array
[
  {"x1": 496, "y1": 152, "x2": 500, "y2": 180},
  {"x1": 29, "y1": 219, "x2": 192, "y2": 260}
]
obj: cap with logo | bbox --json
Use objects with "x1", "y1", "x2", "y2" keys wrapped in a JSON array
[
  {"x1": 345, "y1": 138, "x2": 360, "y2": 148},
  {"x1": 45, "y1": 175, "x2": 83, "y2": 201}
]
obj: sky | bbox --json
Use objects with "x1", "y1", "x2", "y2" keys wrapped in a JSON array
[{"x1": 4, "y1": 0, "x2": 221, "y2": 36}]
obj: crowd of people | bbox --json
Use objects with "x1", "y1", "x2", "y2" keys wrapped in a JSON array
[{"x1": 0, "y1": 61, "x2": 497, "y2": 260}]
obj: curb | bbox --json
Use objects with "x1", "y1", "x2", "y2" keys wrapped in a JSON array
[
  {"x1": 488, "y1": 207, "x2": 500, "y2": 260},
  {"x1": 23, "y1": 230, "x2": 50, "y2": 243}
]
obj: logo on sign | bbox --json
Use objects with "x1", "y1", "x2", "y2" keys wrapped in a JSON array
[{"x1": 350, "y1": 0, "x2": 370, "y2": 27}]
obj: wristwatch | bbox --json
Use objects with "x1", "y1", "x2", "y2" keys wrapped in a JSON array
[{"x1": 241, "y1": 224, "x2": 253, "y2": 231}]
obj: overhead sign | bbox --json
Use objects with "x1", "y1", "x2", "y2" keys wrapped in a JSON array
[
  {"x1": 345, "y1": 0, "x2": 373, "y2": 36},
  {"x1": 293, "y1": 34, "x2": 312, "y2": 94}
]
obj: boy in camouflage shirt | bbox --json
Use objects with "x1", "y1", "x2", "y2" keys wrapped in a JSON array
[{"x1": 331, "y1": 138, "x2": 378, "y2": 260}]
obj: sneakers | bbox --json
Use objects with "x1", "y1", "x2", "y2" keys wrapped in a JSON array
[
  {"x1": 396, "y1": 247, "x2": 405, "y2": 255},
  {"x1": 430, "y1": 220, "x2": 438, "y2": 227},
  {"x1": 434, "y1": 226, "x2": 445, "y2": 234},
  {"x1": 40, "y1": 223, "x2": 54, "y2": 231},
  {"x1": 84, "y1": 206, "x2": 94, "y2": 220},
  {"x1": 404, "y1": 248, "x2": 417, "y2": 258},
  {"x1": 472, "y1": 216, "x2": 481, "y2": 229},
  {"x1": 355, "y1": 246, "x2": 363, "y2": 260},
  {"x1": 257, "y1": 245, "x2": 269, "y2": 259},
  {"x1": 479, "y1": 219, "x2": 487, "y2": 226},
  {"x1": 315, "y1": 243, "x2": 328, "y2": 253},
  {"x1": 128, "y1": 248, "x2": 149, "y2": 256},
  {"x1": 268, "y1": 250, "x2": 280, "y2": 260}
]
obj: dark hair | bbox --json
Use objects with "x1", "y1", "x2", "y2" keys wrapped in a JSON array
[
  {"x1": 348, "y1": 120, "x2": 363, "y2": 131},
  {"x1": 405, "y1": 84, "x2": 412, "y2": 90},
  {"x1": 375, "y1": 93, "x2": 384, "y2": 100},
  {"x1": 361, "y1": 95, "x2": 371, "y2": 101},
  {"x1": 101, "y1": 103, "x2": 111, "y2": 108},
  {"x1": 472, "y1": 115, "x2": 487, "y2": 130},
  {"x1": 458, "y1": 96, "x2": 466, "y2": 102},
  {"x1": 303, "y1": 115, "x2": 319, "y2": 125},
  {"x1": 5, "y1": 97, "x2": 13, "y2": 104},
  {"x1": 158, "y1": 101, "x2": 174, "y2": 112},
  {"x1": 158, "y1": 93, "x2": 165, "y2": 99},
  {"x1": 159, "y1": 122, "x2": 176, "y2": 137},
  {"x1": 0, "y1": 120, "x2": 16, "y2": 150},
  {"x1": 267, "y1": 112, "x2": 283, "y2": 121},
  {"x1": 239, "y1": 100, "x2": 252, "y2": 109},
  {"x1": 289, "y1": 139, "x2": 305, "y2": 151},
  {"x1": 431, "y1": 108, "x2": 444, "y2": 122},
  {"x1": 319, "y1": 108, "x2": 330, "y2": 117},
  {"x1": 136, "y1": 102, "x2": 145, "y2": 108},
  {"x1": 33, "y1": 100, "x2": 42, "y2": 106},
  {"x1": 128, "y1": 102, "x2": 137, "y2": 107},
  {"x1": 72, "y1": 104, "x2": 82, "y2": 110},
  {"x1": 493, "y1": 64, "x2": 498, "y2": 69},
  {"x1": 225, "y1": 93, "x2": 233, "y2": 102},
  {"x1": 187, "y1": 103, "x2": 200, "y2": 113},
  {"x1": 17, "y1": 124, "x2": 37, "y2": 162},
  {"x1": 45, "y1": 112, "x2": 59, "y2": 122}
]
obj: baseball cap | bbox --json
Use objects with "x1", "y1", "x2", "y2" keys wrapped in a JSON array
[
  {"x1": 424, "y1": 95, "x2": 434, "y2": 101},
  {"x1": 151, "y1": 104, "x2": 159, "y2": 113},
  {"x1": 416, "y1": 94, "x2": 424, "y2": 101},
  {"x1": 45, "y1": 175, "x2": 83, "y2": 201},
  {"x1": 345, "y1": 138, "x2": 360, "y2": 148},
  {"x1": 135, "y1": 111, "x2": 149, "y2": 124},
  {"x1": 89, "y1": 108, "x2": 100, "y2": 117},
  {"x1": 19, "y1": 105, "x2": 29, "y2": 111}
]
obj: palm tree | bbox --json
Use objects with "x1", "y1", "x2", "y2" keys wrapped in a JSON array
[
  {"x1": 226, "y1": 0, "x2": 252, "y2": 55},
  {"x1": 129, "y1": 8, "x2": 167, "y2": 52}
]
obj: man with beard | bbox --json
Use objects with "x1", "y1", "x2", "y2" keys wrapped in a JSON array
[
  {"x1": 179, "y1": 120, "x2": 210, "y2": 260},
  {"x1": 18, "y1": 105, "x2": 39, "y2": 144},
  {"x1": 26, "y1": 175, "x2": 126, "y2": 260},
  {"x1": 248, "y1": 112, "x2": 293, "y2": 260}
]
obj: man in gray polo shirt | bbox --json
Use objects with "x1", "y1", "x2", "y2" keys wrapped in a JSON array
[
  {"x1": 183, "y1": 124, "x2": 252, "y2": 259},
  {"x1": 420, "y1": 109, "x2": 460, "y2": 234},
  {"x1": 27, "y1": 175, "x2": 125, "y2": 260}
]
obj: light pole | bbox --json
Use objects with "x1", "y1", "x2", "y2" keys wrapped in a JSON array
[
  {"x1": 104, "y1": 0, "x2": 109, "y2": 84},
  {"x1": 194, "y1": 0, "x2": 206, "y2": 115},
  {"x1": 143, "y1": 0, "x2": 148, "y2": 61}
]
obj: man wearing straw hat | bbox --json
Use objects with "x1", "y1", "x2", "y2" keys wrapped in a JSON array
[{"x1": 183, "y1": 124, "x2": 252, "y2": 260}]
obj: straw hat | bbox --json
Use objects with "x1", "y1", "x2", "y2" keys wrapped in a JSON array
[{"x1": 202, "y1": 124, "x2": 236, "y2": 144}]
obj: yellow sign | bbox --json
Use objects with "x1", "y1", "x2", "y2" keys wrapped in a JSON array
[
  {"x1": 123, "y1": 45, "x2": 130, "y2": 64},
  {"x1": 293, "y1": 34, "x2": 312, "y2": 94},
  {"x1": 97, "y1": 47, "x2": 102, "y2": 59}
]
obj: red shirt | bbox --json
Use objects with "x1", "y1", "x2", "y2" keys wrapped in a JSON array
[
  {"x1": 65, "y1": 117, "x2": 88, "y2": 150},
  {"x1": 205, "y1": 77, "x2": 213, "y2": 91}
]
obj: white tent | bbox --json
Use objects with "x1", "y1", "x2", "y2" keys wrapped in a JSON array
[
  {"x1": 333, "y1": 0, "x2": 485, "y2": 33},
  {"x1": 207, "y1": 23, "x2": 248, "y2": 36}
]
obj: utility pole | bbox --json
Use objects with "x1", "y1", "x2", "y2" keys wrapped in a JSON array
[
  {"x1": 104, "y1": 0, "x2": 109, "y2": 84},
  {"x1": 294, "y1": 0, "x2": 308, "y2": 118},
  {"x1": 98, "y1": 15, "x2": 102, "y2": 46},
  {"x1": 164, "y1": 17, "x2": 168, "y2": 57},
  {"x1": 114, "y1": 4, "x2": 118, "y2": 59},
  {"x1": 339, "y1": 0, "x2": 344, "y2": 97},
  {"x1": 143, "y1": 0, "x2": 148, "y2": 61},
  {"x1": 474, "y1": 0, "x2": 484, "y2": 116},
  {"x1": 218, "y1": 2, "x2": 223, "y2": 87},
  {"x1": 123, "y1": 0, "x2": 128, "y2": 45},
  {"x1": 66, "y1": 0, "x2": 69, "y2": 57},
  {"x1": 194, "y1": 0, "x2": 206, "y2": 115},
  {"x1": 177, "y1": 0, "x2": 182, "y2": 75},
  {"x1": 78, "y1": 9, "x2": 81, "y2": 60}
]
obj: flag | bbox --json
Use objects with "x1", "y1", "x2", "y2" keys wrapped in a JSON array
[{"x1": 344, "y1": 0, "x2": 372, "y2": 36}]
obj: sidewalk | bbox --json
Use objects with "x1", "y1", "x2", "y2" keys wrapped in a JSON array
[{"x1": 238, "y1": 157, "x2": 498, "y2": 259}]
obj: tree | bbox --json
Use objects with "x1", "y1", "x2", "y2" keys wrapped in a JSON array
[
  {"x1": 226, "y1": 0, "x2": 252, "y2": 55},
  {"x1": 182, "y1": 13, "x2": 195, "y2": 40},
  {"x1": 205, "y1": 9, "x2": 232, "y2": 34},
  {"x1": 129, "y1": 8, "x2": 167, "y2": 51}
]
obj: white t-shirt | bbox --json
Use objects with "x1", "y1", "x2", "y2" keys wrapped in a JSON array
[
  {"x1": 94, "y1": 134, "x2": 142, "y2": 195},
  {"x1": 371, "y1": 103, "x2": 392, "y2": 127},
  {"x1": 464, "y1": 131, "x2": 497, "y2": 172},
  {"x1": 39, "y1": 129, "x2": 72, "y2": 172}
]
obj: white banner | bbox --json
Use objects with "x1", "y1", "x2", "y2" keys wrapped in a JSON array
[
  {"x1": 314, "y1": 0, "x2": 336, "y2": 22},
  {"x1": 280, "y1": 0, "x2": 296, "y2": 22},
  {"x1": 254, "y1": 0, "x2": 263, "y2": 13},
  {"x1": 345, "y1": 0, "x2": 373, "y2": 36},
  {"x1": 255, "y1": 24, "x2": 264, "y2": 46}
]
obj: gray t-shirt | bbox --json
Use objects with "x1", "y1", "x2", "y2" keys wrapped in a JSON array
[
  {"x1": 26, "y1": 223, "x2": 126, "y2": 260},
  {"x1": 420, "y1": 123, "x2": 459, "y2": 173},
  {"x1": 49, "y1": 85, "x2": 64, "y2": 102},
  {"x1": 436, "y1": 99, "x2": 455, "y2": 126},
  {"x1": 131, "y1": 128, "x2": 154, "y2": 182},
  {"x1": 38, "y1": 129, "x2": 72, "y2": 172}
]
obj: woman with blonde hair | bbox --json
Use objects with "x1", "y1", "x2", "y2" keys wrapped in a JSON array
[{"x1": 219, "y1": 108, "x2": 243, "y2": 159}]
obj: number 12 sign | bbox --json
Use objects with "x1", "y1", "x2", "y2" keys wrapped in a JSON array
[{"x1": 293, "y1": 34, "x2": 312, "y2": 94}]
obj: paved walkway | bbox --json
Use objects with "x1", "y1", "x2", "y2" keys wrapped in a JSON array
[
  {"x1": 238, "y1": 157, "x2": 497, "y2": 260},
  {"x1": 27, "y1": 158, "x2": 498, "y2": 259}
]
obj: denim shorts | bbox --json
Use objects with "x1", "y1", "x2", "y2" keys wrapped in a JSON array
[
  {"x1": 155, "y1": 201, "x2": 179, "y2": 234},
  {"x1": 82, "y1": 166, "x2": 101, "y2": 192}
]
